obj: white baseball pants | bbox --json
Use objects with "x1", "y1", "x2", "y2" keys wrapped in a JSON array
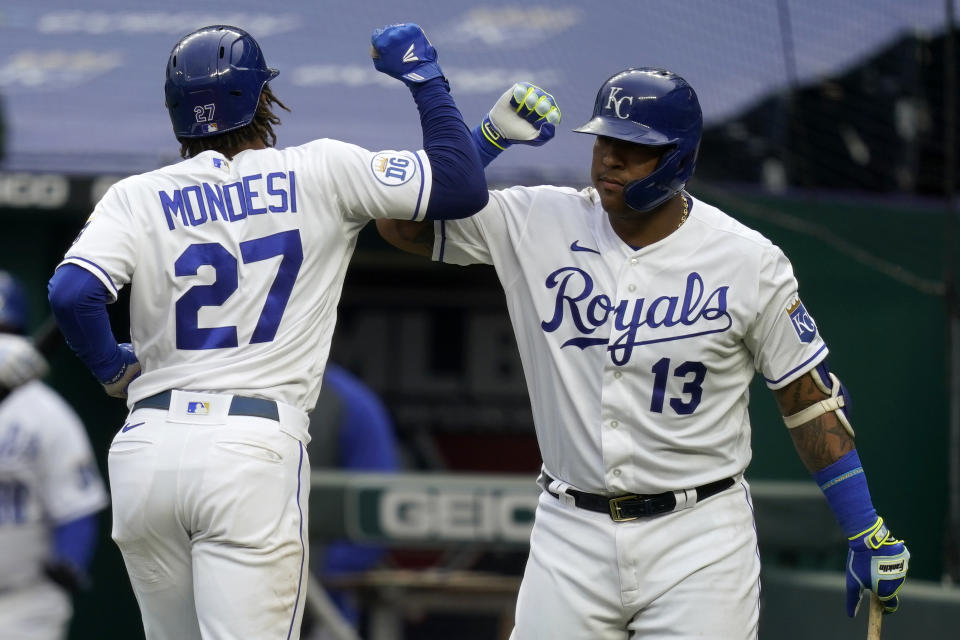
[
  {"x1": 510, "y1": 479, "x2": 760, "y2": 639},
  {"x1": 108, "y1": 391, "x2": 311, "y2": 640}
]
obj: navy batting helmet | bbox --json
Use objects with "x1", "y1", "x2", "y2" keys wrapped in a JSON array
[
  {"x1": 165, "y1": 25, "x2": 279, "y2": 138},
  {"x1": 0, "y1": 271, "x2": 29, "y2": 335},
  {"x1": 574, "y1": 68, "x2": 702, "y2": 212}
]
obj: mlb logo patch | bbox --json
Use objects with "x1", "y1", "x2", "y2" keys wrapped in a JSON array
[
  {"x1": 201, "y1": 122, "x2": 219, "y2": 134},
  {"x1": 786, "y1": 298, "x2": 817, "y2": 343},
  {"x1": 186, "y1": 401, "x2": 210, "y2": 415}
]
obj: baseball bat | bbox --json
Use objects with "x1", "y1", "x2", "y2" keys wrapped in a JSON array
[
  {"x1": 32, "y1": 315, "x2": 63, "y2": 358},
  {"x1": 866, "y1": 592, "x2": 883, "y2": 640}
]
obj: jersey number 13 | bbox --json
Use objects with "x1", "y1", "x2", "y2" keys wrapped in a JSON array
[{"x1": 649, "y1": 357, "x2": 707, "y2": 415}]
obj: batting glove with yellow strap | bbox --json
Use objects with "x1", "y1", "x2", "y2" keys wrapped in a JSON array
[
  {"x1": 846, "y1": 517, "x2": 909, "y2": 616},
  {"x1": 472, "y1": 82, "x2": 561, "y2": 166},
  {"x1": 813, "y1": 450, "x2": 909, "y2": 617}
]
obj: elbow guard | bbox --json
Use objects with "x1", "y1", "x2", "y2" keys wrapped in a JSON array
[{"x1": 783, "y1": 361, "x2": 854, "y2": 437}]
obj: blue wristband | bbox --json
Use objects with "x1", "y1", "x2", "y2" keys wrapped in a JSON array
[
  {"x1": 471, "y1": 121, "x2": 506, "y2": 168},
  {"x1": 812, "y1": 449, "x2": 879, "y2": 538}
]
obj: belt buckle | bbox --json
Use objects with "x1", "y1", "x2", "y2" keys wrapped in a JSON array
[{"x1": 608, "y1": 494, "x2": 641, "y2": 522}]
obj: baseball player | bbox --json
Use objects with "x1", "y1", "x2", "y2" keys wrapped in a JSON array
[
  {"x1": 0, "y1": 271, "x2": 108, "y2": 640},
  {"x1": 46, "y1": 23, "x2": 486, "y2": 640},
  {"x1": 376, "y1": 68, "x2": 909, "y2": 638}
]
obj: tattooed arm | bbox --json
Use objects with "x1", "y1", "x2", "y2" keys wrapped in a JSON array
[
  {"x1": 375, "y1": 219, "x2": 435, "y2": 258},
  {"x1": 773, "y1": 372, "x2": 855, "y2": 471},
  {"x1": 773, "y1": 369, "x2": 910, "y2": 617}
]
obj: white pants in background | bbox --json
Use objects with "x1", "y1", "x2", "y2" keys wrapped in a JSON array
[{"x1": 0, "y1": 581, "x2": 71, "y2": 640}]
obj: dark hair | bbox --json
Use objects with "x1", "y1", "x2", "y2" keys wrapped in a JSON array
[{"x1": 177, "y1": 85, "x2": 290, "y2": 159}]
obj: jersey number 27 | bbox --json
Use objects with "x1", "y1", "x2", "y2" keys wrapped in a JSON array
[{"x1": 174, "y1": 230, "x2": 303, "y2": 350}]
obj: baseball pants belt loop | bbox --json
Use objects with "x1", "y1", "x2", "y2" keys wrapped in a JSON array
[
  {"x1": 542, "y1": 474, "x2": 735, "y2": 522},
  {"x1": 133, "y1": 391, "x2": 280, "y2": 421}
]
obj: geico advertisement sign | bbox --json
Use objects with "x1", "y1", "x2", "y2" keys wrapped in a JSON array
[{"x1": 369, "y1": 488, "x2": 537, "y2": 544}]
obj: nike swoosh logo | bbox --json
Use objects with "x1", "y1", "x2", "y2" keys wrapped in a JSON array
[
  {"x1": 121, "y1": 421, "x2": 145, "y2": 433},
  {"x1": 402, "y1": 43, "x2": 419, "y2": 63},
  {"x1": 570, "y1": 240, "x2": 601, "y2": 254}
]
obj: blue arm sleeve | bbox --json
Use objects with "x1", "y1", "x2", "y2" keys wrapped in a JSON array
[
  {"x1": 812, "y1": 449, "x2": 879, "y2": 538},
  {"x1": 47, "y1": 264, "x2": 125, "y2": 382},
  {"x1": 410, "y1": 78, "x2": 488, "y2": 220},
  {"x1": 471, "y1": 123, "x2": 504, "y2": 168},
  {"x1": 52, "y1": 513, "x2": 98, "y2": 573}
]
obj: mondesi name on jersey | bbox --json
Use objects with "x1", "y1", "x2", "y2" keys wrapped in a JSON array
[{"x1": 158, "y1": 171, "x2": 298, "y2": 230}]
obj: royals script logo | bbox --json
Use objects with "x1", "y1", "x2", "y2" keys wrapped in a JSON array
[{"x1": 540, "y1": 268, "x2": 732, "y2": 365}]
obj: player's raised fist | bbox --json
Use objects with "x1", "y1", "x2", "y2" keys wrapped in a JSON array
[
  {"x1": 371, "y1": 23, "x2": 443, "y2": 85},
  {"x1": 480, "y1": 82, "x2": 561, "y2": 151}
]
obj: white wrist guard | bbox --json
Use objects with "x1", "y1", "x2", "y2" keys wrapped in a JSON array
[{"x1": 783, "y1": 365, "x2": 854, "y2": 437}]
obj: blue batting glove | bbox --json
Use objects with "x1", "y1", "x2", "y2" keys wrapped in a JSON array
[
  {"x1": 472, "y1": 82, "x2": 561, "y2": 166},
  {"x1": 371, "y1": 23, "x2": 443, "y2": 85},
  {"x1": 100, "y1": 342, "x2": 141, "y2": 399},
  {"x1": 845, "y1": 517, "x2": 909, "y2": 617}
]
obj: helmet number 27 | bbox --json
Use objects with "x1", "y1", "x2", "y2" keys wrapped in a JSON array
[{"x1": 194, "y1": 104, "x2": 216, "y2": 123}]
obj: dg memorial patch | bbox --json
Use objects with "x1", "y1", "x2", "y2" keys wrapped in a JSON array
[{"x1": 370, "y1": 152, "x2": 417, "y2": 186}]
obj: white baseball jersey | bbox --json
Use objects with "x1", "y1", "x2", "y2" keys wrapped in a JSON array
[
  {"x1": 435, "y1": 187, "x2": 827, "y2": 494},
  {"x1": 0, "y1": 381, "x2": 108, "y2": 590},
  {"x1": 60, "y1": 141, "x2": 433, "y2": 412}
]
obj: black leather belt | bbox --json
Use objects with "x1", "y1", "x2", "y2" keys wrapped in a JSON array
[
  {"x1": 544, "y1": 473, "x2": 735, "y2": 522},
  {"x1": 133, "y1": 391, "x2": 279, "y2": 421}
]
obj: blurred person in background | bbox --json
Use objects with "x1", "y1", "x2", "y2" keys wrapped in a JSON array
[
  {"x1": 0, "y1": 270, "x2": 108, "y2": 640},
  {"x1": 301, "y1": 362, "x2": 400, "y2": 639}
]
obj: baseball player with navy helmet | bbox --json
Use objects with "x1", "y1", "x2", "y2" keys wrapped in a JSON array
[
  {"x1": 46, "y1": 23, "x2": 486, "y2": 640},
  {"x1": 0, "y1": 271, "x2": 108, "y2": 640},
  {"x1": 377, "y1": 68, "x2": 909, "y2": 638}
]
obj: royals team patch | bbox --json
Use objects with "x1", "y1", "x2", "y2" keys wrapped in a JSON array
[
  {"x1": 370, "y1": 152, "x2": 417, "y2": 186},
  {"x1": 786, "y1": 297, "x2": 817, "y2": 343}
]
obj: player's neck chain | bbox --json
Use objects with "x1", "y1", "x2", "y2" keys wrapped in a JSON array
[{"x1": 677, "y1": 193, "x2": 689, "y2": 229}]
